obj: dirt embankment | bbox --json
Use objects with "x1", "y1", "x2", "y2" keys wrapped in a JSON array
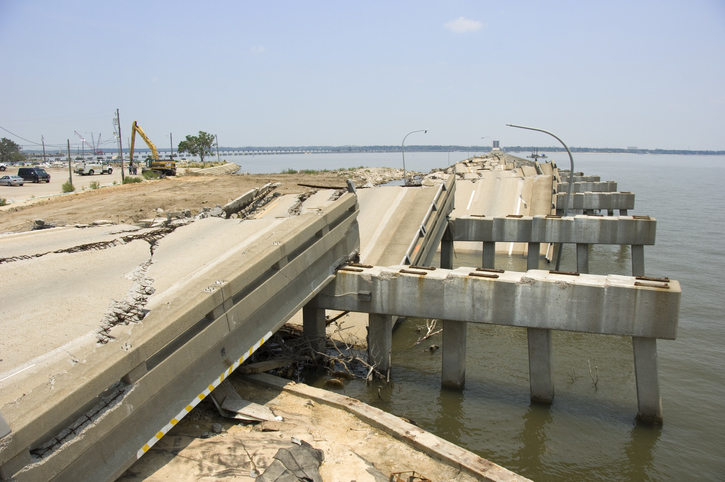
[{"x1": 0, "y1": 168, "x2": 407, "y2": 234}]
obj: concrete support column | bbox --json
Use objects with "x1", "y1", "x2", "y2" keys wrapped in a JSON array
[
  {"x1": 577, "y1": 243, "x2": 590, "y2": 274},
  {"x1": 527, "y1": 242, "x2": 540, "y2": 271},
  {"x1": 631, "y1": 245, "x2": 645, "y2": 277},
  {"x1": 620, "y1": 209, "x2": 629, "y2": 216},
  {"x1": 302, "y1": 297, "x2": 326, "y2": 354},
  {"x1": 527, "y1": 328, "x2": 554, "y2": 403},
  {"x1": 632, "y1": 336, "x2": 663, "y2": 424},
  {"x1": 441, "y1": 227, "x2": 454, "y2": 270},
  {"x1": 526, "y1": 242, "x2": 553, "y2": 402},
  {"x1": 442, "y1": 320, "x2": 467, "y2": 388},
  {"x1": 368, "y1": 314, "x2": 393, "y2": 374},
  {"x1": 482, "y1": 241, "x2": 496, "y2": 269}
]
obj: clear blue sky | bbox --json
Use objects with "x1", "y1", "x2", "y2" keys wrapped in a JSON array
[{"x1": 1, "y1": 0, "x2": 724, "y2": 151}]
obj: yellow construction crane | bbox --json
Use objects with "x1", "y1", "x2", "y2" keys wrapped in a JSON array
[{"x1": 129, "y1": 121, "x2": 176, "y2": 176}]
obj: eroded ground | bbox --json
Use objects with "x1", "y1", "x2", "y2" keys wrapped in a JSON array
[{"x1": 0, "y1": 167, "x2": 407, "y2": 234}]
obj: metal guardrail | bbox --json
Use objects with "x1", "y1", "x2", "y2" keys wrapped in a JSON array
[
  {"x1": 401, "y1": 173, "x2": 456, "y2": 266},
  {"x1": 0, "y1": 194, "x2": 360, "y2": 481}
]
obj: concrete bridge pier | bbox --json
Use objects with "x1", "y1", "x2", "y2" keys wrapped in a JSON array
[
  {"x1": 577, "y1": 243, "x2": 590, "y2": 274},
  {"x1": 631, "y1": 244, "x2": 645, "y2": 277},
  {"x1": 368, "y1": 314, "x2": 393, "y2": 374},
  {"x1": 632, "y1": 337, "x2": 663, "y2": 424},
  {"x1": 303, "y1": 297, "x2": 327, "y2": 354},
  {"x1": 630, "y1": 244, "x2": 662, "y2": 424},
  {"x1": 527, "y1": 328, "x2": 554, "y2": 403},
  {"x1": 526, "y1": 242, "x2": 555, "y2": 403},
  {"x1": 442, "y1": 320, "x2": 467, "y2": 388},
  {"x1": 482, "y1": 241, "x2": 496, "y2": 269},
  {"x1": 440, "y1": 232, "x2": 467, "y2": 388}
]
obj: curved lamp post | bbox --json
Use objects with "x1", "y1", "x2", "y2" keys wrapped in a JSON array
[
  {"x1": 506, "y1": 123, "x2": 575, "y2": 271},
  {"x1": 402, "y1": 129, "x2": 428, "y2": 186}
]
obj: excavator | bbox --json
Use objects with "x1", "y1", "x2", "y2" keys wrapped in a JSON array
[{"x1": 129, "y1": 121, "x2": 176, "y2": 176}]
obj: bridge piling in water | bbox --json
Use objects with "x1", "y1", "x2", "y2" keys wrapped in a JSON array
[
  {"x1": 446, "y1": 214, "x2": 668, "y2": 422},
  {"x1": 322, "y1": 212, "x2": 677, "y2": 423}
]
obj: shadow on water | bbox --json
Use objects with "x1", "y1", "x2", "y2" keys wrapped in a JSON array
[{"x1": 511, "y1": 403, "x2": 554, "y2": 471}]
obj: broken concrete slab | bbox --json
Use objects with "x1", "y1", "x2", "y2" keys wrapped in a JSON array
[
  {"x1": 118, "y1": 374, "x2": 507, "y2": 482},
  {"x1": 0, "y1": 241, "x2": 152, "y2": 404}
]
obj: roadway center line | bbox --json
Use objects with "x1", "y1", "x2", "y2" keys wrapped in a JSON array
[
  {"x1": 466, "y1": 191, "x2": 476, "y2": 211},
  {"x1": 0, "y1": 364, "x2": 36, "y2": 383},
  {"x1": 255, "y1": 200, "x2": 280, "y2": 219}
]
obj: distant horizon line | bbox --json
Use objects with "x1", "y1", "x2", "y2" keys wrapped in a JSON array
[{"x1": 21, "y1": 145, "x2": 725, "y2": 156}]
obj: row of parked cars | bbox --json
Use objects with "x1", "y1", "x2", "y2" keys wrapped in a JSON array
[{"x1": 0, "y1": 167, "x2": 51, "y2": 186}]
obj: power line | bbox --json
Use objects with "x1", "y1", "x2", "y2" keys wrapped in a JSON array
[{"x1": 0, "y1": 125, "x2": 43, "y2": 145}]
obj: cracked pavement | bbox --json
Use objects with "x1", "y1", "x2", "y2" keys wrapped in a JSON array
[{"x1": 0, "y1": 191, "x2": 343, "y2": 408}]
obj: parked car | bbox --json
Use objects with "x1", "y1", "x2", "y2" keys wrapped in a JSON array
[
  {"x1": 17, "y1": 167, "x2": 50, "y2": 183},
  {"x1": 0, "y1": 175, "x2": 25, "y2": 186},
  {"x1": 0, "y1": 163, "x2": 7, "y2": 171}
]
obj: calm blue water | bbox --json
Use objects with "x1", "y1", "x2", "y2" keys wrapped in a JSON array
[
  {"x1": 211, "y1": 150, "x2": 476, "y2": 175},
  {"x1": 256, "y1": 151, "x2": 724, "y2": 480}
]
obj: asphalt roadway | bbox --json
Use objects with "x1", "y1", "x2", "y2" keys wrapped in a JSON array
[
  {"x1": 451, "y1": 161, "x2": 555, "y2": 257},
  {"x1": 0, "y1": 167, "x2": 126, "y2": 205}
]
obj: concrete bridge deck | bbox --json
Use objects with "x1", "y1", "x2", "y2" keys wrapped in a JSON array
[{"x1": 0, "y1": 191, "x2": 362, "y2": 480}]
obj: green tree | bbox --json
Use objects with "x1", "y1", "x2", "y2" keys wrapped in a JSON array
[
  {"x1": 177, "y1": 131, "x2": 216, "y2": 163},
  {"x1": 0, "y1": 138, "x2": 25, "y2": 164}
]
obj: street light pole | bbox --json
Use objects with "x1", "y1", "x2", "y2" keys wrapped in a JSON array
[
  {"x1": 506, "y1": 123, "x2": 575, "y2": 271},
  {"x1": 402, "y1": 129, "x2": 428, "y2": 186}
]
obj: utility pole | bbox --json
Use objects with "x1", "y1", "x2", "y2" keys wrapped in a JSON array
[
  {"x1": 169, "y1": 132, "x2": 173, "y2": 160},
  {"x1": 66, "y1": 139, "x2": 73, "y2": 188},
  {"x1": 115, "y1": 109, "x2": 125, "y2": 181},
  {"x1": 41, "y1": 136, "x2": 47, "y2": 163},
  {"x1": 215, "y1": 135, "x2": 220, "y2": 163}
]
